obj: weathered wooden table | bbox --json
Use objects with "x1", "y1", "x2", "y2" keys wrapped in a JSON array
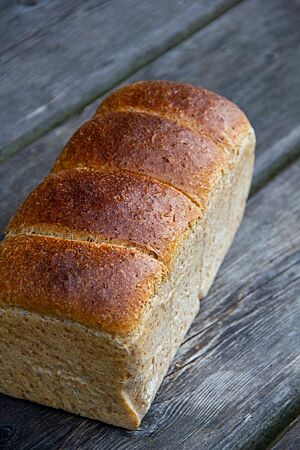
[{"x1": 0, "y1": 1, "x2": 299, "y2": 448}]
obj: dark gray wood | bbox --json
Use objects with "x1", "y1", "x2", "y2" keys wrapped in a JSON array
[
  {"x1": 0, "y1": 141, "x2": 299, "y2": 450},
  {"x1": 0, "y1": 0, "x2": 239, "y2": 160},
  {"x1": 1, "y1": 0, "x2": 299, "y2": 234},
  {"x1": 0, "y1": 0, "x2": 300, "y2": 448},
  {"x1": 271, "y1": 417, "x2": 300, "y2": 450}
]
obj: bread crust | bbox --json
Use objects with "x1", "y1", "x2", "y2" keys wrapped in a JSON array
[
  {"x1": 0, "y1": 235, "x2": 164, "y2": 333},
  {"x1": 1, "y1": 80, "x2": 255, "y2": 336},
  {"x1": 98, "y1": 80, "x2": 250, "y2": 149},
  {"x1": 7, "y1": 168, "x2": 200, "y2": 264},
  {"x1": 54, "y1": 111, "x2": 227, "y2": 208}
]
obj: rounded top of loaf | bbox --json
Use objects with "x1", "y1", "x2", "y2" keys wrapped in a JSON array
[
  {"x1": 54, "y1": 111, "x2": 227, "y2": 208},
  {"x1": 98, "y1": 80, "x2": 252, "y2": 149},
  {"x1": 7, "y1": 168, "x2": 200, "y2": 266},
  {"x1": 55, "y1": 80, "x2": 254, "y2": 210}
]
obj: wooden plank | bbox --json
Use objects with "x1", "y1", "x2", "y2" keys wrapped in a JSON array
[
  {"x1": 0, "y1": 0, "x2": 299, "y2": 237},
  {"x1": 271, "y1": 417, "x2": 300, "y2": 450},
  {"x1": 0, "y1": 144, "x2": 299, "y2": 450},
  {"x1": 0, "y1": 0, "x2": 300, "y2": 448},
  {"x1": 0, "y1": 0, "x2": 240, "y2": 161}
]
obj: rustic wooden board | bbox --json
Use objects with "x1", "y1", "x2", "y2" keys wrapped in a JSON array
[
  {"x1": 0, "y1": 0, "x2": 299, "y2": 448},
  {"x1": 0, "y1": 0, "x2": 240, "y2": 160},
  {"x1": 0, "y1": 144, "x2": 299, "y2": 450},
  {"x1": 271, "y1": 417, "x2": 300, "y2": 450},
  {"x1": 1, "y1": 0, "x2": 299, "y2": 236}
]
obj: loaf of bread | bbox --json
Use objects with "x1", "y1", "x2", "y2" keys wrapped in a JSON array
[{"x1": 0, "y1": 81, "x2": 255, "y2": 429}]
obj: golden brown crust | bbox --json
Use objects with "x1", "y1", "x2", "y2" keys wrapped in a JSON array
[
  {"x1": 54, "y1": 111, "x2": 227, "y2": 208},
  {"x1": 8, "y1": 168, "x2": 200, "y2": 265},
  {"x1": 0, "y1": 235, "x2": 164, "y2": 334},
  {"x1": 0, "y1": 80, "x2": 254, "y2": 336},
  {"x1": 98, "y1": 80, "x2": 250, "y2": 149}
]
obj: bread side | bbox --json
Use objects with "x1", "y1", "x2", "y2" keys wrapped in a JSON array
[
  {"x1": 0, "y1": 81, "x2": 255, "y2": 428},
  {"x1": 0, "y1": 305, "x2": 141, "y2": 429},
  {"x1": 126, "y1": 128, "x2": 254, "y2": 423}
]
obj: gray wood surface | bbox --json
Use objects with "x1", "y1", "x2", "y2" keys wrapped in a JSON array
[
  {"x1": 0, "y1": 0, "x2": 300, "y2": 448},
  {"x1": 0, "y1": 0, "x2": 239, "y2": 161},
  {"x1": 1, "y1": 0, "x2": 299, "y2": 234},
  {"x1": 0, "y1": 142, "x2": 299, "y2": 450},
  {"x1": 271, "y1": 417, "x2": 300, "y2": 450}
]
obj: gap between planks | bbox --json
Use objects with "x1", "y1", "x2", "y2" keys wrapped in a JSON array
[
  {"x1": 0, "y1": 0, "x2": 243, "y2": 163},
  {"x1": 268, "y1": 415, "x2": 300, "y2": 450},
  {"x1": 0, "y1": 1, "x2": 299, "y2": 447}
]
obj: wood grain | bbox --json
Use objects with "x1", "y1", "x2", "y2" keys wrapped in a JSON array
[
  {"x1": 0, "y1": 138, "x2": 299, "y2": 450},
  {"x1": 0, "y1": 0, "x2": 240, "y2": 160},
  {"x1": 1, "y1": 0, "x2": 299, "y2": 237},
  {"x1": 0, "y1": 0, "x2": 299, "y2": 448},
  {"x1": 271, "y1": 417, "x2": 300, "y2": 450}
]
